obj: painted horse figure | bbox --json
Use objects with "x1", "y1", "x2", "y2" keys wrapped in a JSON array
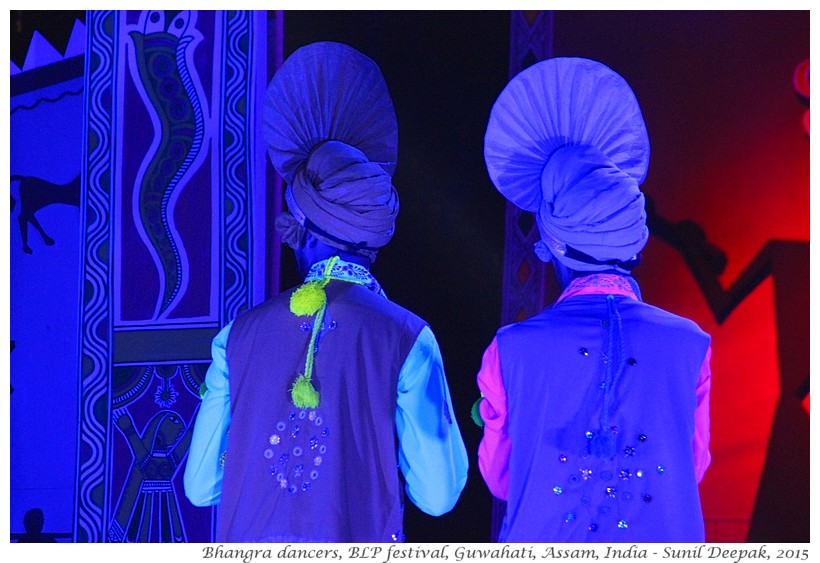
[{"x1": 11, "y1": 175, "x2": 81, "y2": 254}]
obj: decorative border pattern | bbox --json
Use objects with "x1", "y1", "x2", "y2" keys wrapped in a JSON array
[
  {"x1": 76, "y1": 9, "x2": 119, "y2": 543},
  {"x1": 221, "y1": 11, "x2": 255, "y2": 323}
]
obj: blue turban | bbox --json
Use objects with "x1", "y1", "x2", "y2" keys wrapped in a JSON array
[
  {"x1": 484, "y1": 57, "x2": 650, "y2": 272},
  {"x1": 265, "y1": 42, "x2": 399, "y2": 260}
]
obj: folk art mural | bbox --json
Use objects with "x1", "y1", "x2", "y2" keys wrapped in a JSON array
[{"x1": 10, "y1": 10, "x2": 277, "y2": 542}]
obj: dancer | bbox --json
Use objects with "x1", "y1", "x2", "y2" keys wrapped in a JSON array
[
  {"x1": 185, "y1": 42, "x2": 468, "y2": 542},
  {"x1": 477, "y1": 57, "x2": 711, "y2": 542}
]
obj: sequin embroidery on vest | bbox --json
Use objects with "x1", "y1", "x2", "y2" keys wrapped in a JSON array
[
  {"x1": 553, "y1": 431, "x2": 668, "y2": 535},
  {"x1": 268, "y1": 258, "x2": 387, "y2": 495},
  {"x1": 264, "y1": 409, "x2": 331, "y2": 495},
  {"x1": 551, "y1": 276, "x2": 669, "y2": 536}
]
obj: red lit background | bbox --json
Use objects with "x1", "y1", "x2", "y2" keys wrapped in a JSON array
[{"x1": 553, "y1": 11, "x2": 810, "y2": 541}]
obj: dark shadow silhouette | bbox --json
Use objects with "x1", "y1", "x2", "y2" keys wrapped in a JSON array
[
  {"x1": 10, "y1": 508, "x2": 72, "y2": 542},
  {"x1": 11, "y1": 175, "x2": 81, "y2": 254},
  {"x1": 647, "y1": 197, "x2": 810, "y2": 542}
]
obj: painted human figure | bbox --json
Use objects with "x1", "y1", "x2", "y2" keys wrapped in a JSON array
[{"x1": 109, "y1": 408, "x2": 194, "y2": 542}]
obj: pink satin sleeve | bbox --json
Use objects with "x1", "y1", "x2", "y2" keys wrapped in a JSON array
[
  {"x1": 476, "y1": 336, "x2": 511, "y2": 500},
  {"x1": 693, "y1": 346, "x2": 712, "y2": 483}
]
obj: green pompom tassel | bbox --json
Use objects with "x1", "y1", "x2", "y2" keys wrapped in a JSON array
[
  {"x1": 199, "y1": 381, "x2": 208, "y2": 398},
  {"x1": 290, "y1": 281, "x2": 327, "y2": 316},
  {"x1": 471, "y1": 396, "x2": 485, "y2": 428},
  {"x1": 291, "y1": 374, "x2": 320, "y2": 408}
]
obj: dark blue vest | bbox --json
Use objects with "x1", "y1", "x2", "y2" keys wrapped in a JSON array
[
  {"x1": 217, "y1": 281, "x2": 426, "y2": 542},
  {"x1": 497, "y1": 292, "x2": 710, "y2": 542}
]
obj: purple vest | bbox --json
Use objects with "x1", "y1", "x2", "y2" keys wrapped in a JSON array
[
  {"x1": 217, "y1": 281, "x2": 426, "y2": 542},
  {"x1": 497, "y1": 293, "x2": 710, "y2": 542}
]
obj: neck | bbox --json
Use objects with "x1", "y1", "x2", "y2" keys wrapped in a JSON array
[{"x1": 296, "y1": 238, "x2": 371, "y2": 277}]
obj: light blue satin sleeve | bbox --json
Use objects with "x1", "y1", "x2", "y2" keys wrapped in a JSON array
[
  {"x1": 395, "y1": 325, "x2": 469, "y2": 516},
  {"x1": 183, "y1": 322, "x2": 233, "y2": 507}
]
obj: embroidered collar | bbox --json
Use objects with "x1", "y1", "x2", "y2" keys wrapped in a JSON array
[
  {"x1": 304, "y1": 258, "x2": 386, "y2": 298},
  {"x1": 555, "y1": 273, "x2": 641, "y2": 305}
]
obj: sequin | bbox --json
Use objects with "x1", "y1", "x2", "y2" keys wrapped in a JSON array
[
  {"x1": 310, "y1": 470, "x2": 319, "y2": 480},
  {"x1": 309, "y1": 436, "x2": 319, "y2": 449},
  {"x1": 299, "y1": 410, "x2": 307, "y2": 420},
  {"x1": 553, "y1": 486, "x2": 563, "y2": 495},
  {"x1": 293, "y1": 464, "x2": 304, "y2": 477},
  {"x1": 585, "y1": 431, "x2": 594, "y2": 440},
  {"x1": 322, "y1": 428, "x2": 330, "y2": 437},
  {"x1": 589, "y1": 523, "x2": 598, "y2": 532},
  {"x1": 302, "y1": 482, "x2": 311, "y2": 491},
  {"x1": 656, "y1": 464, "x2": 666, "y2": 474},
  {"x1": 314, "y1": 417, "x2": 323, "y2": 426},
  {"x1": 288, "y1": 484, "x2": 297, "y2": 494},
  {"x1": 289, "y1": 412, "x2": 296, "y2": 421},
  {"x1": 276, "y1": 472, "x2": 285, "y2": 482},
  {"x1": 277, "y1": 421, "x2": 286, "y2": 431},
  {"x1": 628, "y1": 358, "x2": 637, "y2": 366},
  {"x1": 579, "y1": 347, "x2": 589, "y2": 356},
  {"x1": 291, "y1": 425, "x2": 300, "y2": 438},
  {"x1": 319, "y1": 445, "x2": 327, "y2": 454},
  {"x1": 568, "y1": 473, "x2": 581, "y2": 485},
  {"x1": 309, "y1": 411, "x2": 317, "y2": 421},
  {"x1": 605, "y1": 486, "x2": 617, "y2": 498},
  {"x1": 636, "y1": 469, "x2": 644, "y2": 478},
  {"x1": 563, "y1": 512, "x2": 576, "y2": 523},
  {"x1": 581, "y1": 468, "x2": 593, "y2": 480},
  {"x1": 314, "y1": 456, "x2": 323, "y2": 466},
  {"x1": 300, "y1": 322, "x2": 312, "y2": 331},
  {"x1": 280, "y1": 479, "x2": 288, "y2": 489},
  {"x1": 559, "y1": 454, "x2": 568, "y2": 463},
  {"x1": 279, "y1": 453, "x2": 289, "y2": 464},
  {"x1": 618, "y1": 519, "x2": 628, "y2": 529},
  {"x1": 619, "y1": 469, "x2": 632, "y2": 480},
  {"x1": 269, "y1": 434, "x2": 280, "y2": 445},
  {"x1": 600, "y1": 470, "x2": 613, "y2": 481},
  {"x1": 643, "y1": 494, "x2": 653, "y2": 502},
  {"x1": 292, "y1": 446, "x2": 303, "y2": 457},
  {"x1": 624, "y1": 446, "x2": 636, "y2": 457},
  {"x1": 638, "y1": 434, "x2": 647, "y2": 442},
  {"x1": 610, "y1": 426, "x2": 619, "y2": 434},
  {"x1": 263, "y1": 449, "x2": 274, "y2": 459}
]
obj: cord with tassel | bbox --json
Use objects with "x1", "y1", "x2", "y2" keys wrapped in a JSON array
[{"x1": 288, "y1": 256, "x2": 340, "y2": 408}]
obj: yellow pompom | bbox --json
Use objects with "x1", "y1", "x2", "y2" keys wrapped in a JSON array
[
  {"x1": 291, "y1": 374, "x2": 320, "y2": 408},
  {"x1": 290, "y1": 281, "x2": 327, "y2": 316}
]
